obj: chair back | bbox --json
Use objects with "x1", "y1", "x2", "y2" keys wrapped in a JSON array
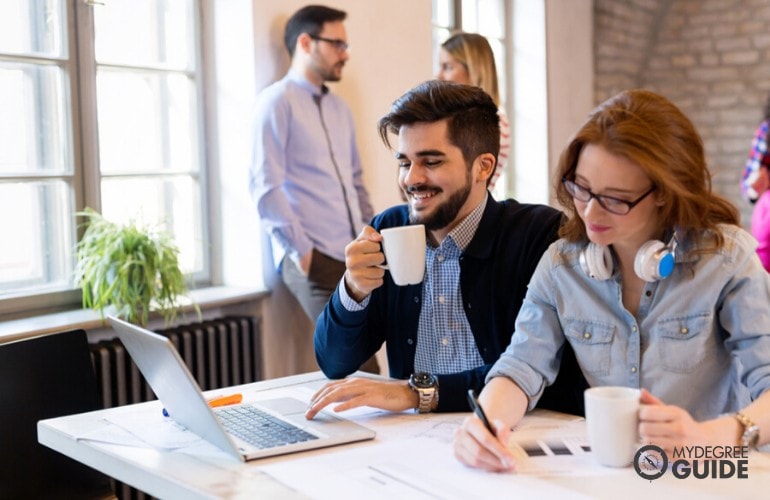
[{"x1": 0, "y1": 330, "x2": 114, "y2": 499}]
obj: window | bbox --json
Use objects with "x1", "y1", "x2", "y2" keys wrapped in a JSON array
[
  {"x1": 432, "y1": 0, "x2": 550, "y2": 205},
  {"x1": 0, "y1": 0, "x2": 208, "y2": 314},
  {"x1": 431, "y1": 0, "x2": 510, "y2": 198}
]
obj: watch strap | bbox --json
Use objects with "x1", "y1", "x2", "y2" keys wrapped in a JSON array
[
  {"x1": 734, "y1": 412, "x2": 760, "y2": 448},
  {"x1": 408, "y1": 373, "x2": 438, "y2": 413},
  {"x1": 415, "y1": 386, "x2": 435, "y2": 413}
]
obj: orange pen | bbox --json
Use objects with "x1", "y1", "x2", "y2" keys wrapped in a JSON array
[{"x1": 206, "y1": 393, "x2": 243, "y2": 408}]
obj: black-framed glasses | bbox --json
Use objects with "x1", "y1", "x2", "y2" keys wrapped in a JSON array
[
  {"x1": 309, "y1": 35, "x2": 349, "y2": 52},
  {"x1": 562, "y1": 177, "x2": 656, "y2": 215}
]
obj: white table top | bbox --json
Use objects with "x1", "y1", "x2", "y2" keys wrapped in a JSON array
[{"x1": 39, "y1": 372, "x2": 770, "y2": 499}]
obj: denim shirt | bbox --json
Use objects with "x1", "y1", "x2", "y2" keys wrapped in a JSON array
[{"x1": 488, "y1": 224, "x2": 770, "y2": 420}]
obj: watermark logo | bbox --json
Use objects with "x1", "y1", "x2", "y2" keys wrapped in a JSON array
[
  {"x1": 634, "y1": 444, "x2": 750, "y2": 481},
  {"x1": 634, "y1": 444, "x2": 668, "y2": 480}
]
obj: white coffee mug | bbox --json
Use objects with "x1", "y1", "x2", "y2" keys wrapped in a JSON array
[
  {"x1": 584, "y1": 386, "x2": 641, "y2": 467},
  {"x1": 378, "y1": 225, "x2": 426, "y2": 286}
]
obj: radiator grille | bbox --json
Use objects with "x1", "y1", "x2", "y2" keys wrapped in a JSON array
[
  {"x1": 89, "y1": 315, "x2": 262, "y2": 499},
  {"x1": 90, "y1": 315, "x2": 262, "y2": 408}
]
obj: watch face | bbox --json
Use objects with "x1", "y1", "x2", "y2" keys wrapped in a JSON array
[
  {"x1": 634, "y1": 445, "x2": 668, "y2": 480},
  {"x1": 411, "y1": 372, "x2": 436, "y2": 388},
  {"x1": 745, "y1": 426, "x2": 760, "y2": 448}
]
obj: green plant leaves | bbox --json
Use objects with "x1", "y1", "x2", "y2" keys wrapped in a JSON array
[{"x1": 74, "y1": 208, "x2": 193, "y2": 327}]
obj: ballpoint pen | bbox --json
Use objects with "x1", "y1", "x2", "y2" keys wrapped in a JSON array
[
  {"x1": 467, "y1": 389, "x2": 496, "y2": 436},
  {"x1": 163, "y1": 393, "x2": 243, "y2": 417}
]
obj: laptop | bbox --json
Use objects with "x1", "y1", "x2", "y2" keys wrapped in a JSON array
[{"x1": 107, "y1": 316, "x2": 375, "y2": 461}]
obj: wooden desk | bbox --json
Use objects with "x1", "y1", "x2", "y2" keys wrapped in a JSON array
[{"x1": 39, "y1": 372, "x2": 770, "y2": 499}]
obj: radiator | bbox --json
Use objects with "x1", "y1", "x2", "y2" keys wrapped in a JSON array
[
  {"x1": 90, "y1": 315, "x2": 262, "y2": 408},
  {"x1": 89, "y1": 315, "x2": 262, "y2": 500}
]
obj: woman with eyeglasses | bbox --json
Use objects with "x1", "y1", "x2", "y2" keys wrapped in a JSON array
[{"x1": 453, "y1": 89, "x2": 770, "y2": 471}]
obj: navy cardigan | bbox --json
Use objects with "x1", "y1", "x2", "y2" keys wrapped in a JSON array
[{"x1": 314, "y1": 196, "x2": 587, "y2": 414}]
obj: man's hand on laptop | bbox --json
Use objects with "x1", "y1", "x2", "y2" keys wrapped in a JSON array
[{"x1": 305, "y1": 377, "x2": 419, "y2": 419}]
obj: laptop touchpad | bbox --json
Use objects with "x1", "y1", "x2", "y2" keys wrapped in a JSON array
[{"x1": 258, "y1": 397, "x2": 308, "y2": 415}]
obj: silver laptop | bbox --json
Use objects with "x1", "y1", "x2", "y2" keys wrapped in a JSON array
[{"x1": 107, "y1": 316, "x2": 375, "y2": 461}]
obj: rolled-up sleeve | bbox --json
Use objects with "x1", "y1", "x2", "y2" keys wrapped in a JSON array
[{"x1": 485, "y1": 248, "x2": 566, "y2": 411}]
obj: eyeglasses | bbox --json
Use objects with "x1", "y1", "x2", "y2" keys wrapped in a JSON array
[
  {"x1": 309, "y1": 35, "x2": 349, "y2": 52},
  {"x1": 562, "y1": 177, "x2": 656, "y2": 216}
]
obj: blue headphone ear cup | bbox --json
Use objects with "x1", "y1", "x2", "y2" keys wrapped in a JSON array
[
  {"x1": 634, "y1": 240, "x2": 675, "y2": 282},
  {"x1": 580, "y1": 243, "x2": 613, "y2": 280}
]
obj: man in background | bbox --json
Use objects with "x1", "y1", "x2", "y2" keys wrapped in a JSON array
[{"x1": 250, "y1": 5, "x2": 377, "y2": 372}]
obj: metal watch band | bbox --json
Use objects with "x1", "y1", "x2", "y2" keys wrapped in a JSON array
[
  {"x1": 416, "y1": 387, "x2": 435, "y2": 413},
  {"x1": 734, "y1": 412, "x2": 760, "y2": 448}
]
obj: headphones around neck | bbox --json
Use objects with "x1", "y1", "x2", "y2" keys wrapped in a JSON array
[{"x1": 579, "y1": 236, "x2": 677, "y2": 282}]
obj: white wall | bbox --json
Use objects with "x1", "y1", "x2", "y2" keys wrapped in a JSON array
[
  {"x1": 545, "y1": 0, "x2": 594, "y2": 204},
  {"x1": 212, "y1": 0, "x2": 432, "y2": 377}
]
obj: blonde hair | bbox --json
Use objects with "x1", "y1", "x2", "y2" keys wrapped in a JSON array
[
  {"x1": 556, "y1": 89, "x2": 739, "y2": 251},
  {"x1": 441, "y1": 32, "x2": 500, "y2": 106}
]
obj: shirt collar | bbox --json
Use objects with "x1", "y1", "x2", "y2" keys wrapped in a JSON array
[
  {"x1": 287, "y1": 69, "x2": 329, "y2": 97},
  {"x1": 441, "y1": 192, "x2": 488, "y2": 252}
]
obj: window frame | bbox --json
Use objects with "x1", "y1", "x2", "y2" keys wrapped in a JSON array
[{"x1": 0, "y1": 0, "x2": 212, "y2": 319}]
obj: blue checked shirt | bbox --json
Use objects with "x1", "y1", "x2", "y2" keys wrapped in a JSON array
[{"x1": 340, "y1": 195, "x2": 488, "y2": 374}]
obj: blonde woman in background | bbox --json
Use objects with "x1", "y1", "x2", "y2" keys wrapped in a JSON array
[{"x1": 437, "y1": 32, "x2": 510, "y2": 195}]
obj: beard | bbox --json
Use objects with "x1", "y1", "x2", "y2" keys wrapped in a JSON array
[
  {"x1": 310, "y1": 52, "x2": 343, "y2": 82},
  {"x1": 407, "y1": 171, "x2": 473, "y2": 231}
]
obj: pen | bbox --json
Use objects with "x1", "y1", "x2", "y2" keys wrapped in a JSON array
[
  {"x1": 163, "y1": 393, "x2": 243, "y2": 417},
  {"x1": 467, "y1": 389, "x2": 496, "y2": 436}
]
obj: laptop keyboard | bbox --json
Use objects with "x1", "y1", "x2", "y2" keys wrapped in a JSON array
[{"x1": 216, "y1": 405, "x2": 318, "y2": 449}]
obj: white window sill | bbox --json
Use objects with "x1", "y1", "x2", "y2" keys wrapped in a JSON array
[{"x1": 0, "y1": 286, "x2": 269, "y2": 344}]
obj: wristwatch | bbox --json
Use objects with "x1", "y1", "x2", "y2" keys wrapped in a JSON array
[
  {"x1": 734, "y1": 412, "x2": 760, "y2": 449},
  {"x1": 408, "y1": 372, "x2": 439, "y2": 413}
]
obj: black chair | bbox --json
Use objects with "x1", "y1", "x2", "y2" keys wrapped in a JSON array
[{"x1": 0, "y1": 330, "x2": 116, "y2": 500}]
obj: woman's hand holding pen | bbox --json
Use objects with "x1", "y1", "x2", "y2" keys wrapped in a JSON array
[{"x1": 453, "y1": 407, "x2": 516, "y2": 472}]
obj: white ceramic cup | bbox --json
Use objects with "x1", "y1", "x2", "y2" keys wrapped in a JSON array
[
  {"x1": 378, "y1": 225, "x2": 426, "y2": 286},
  {"x1": 584, "y1": 386, "x2": 641, "y2": 467}
]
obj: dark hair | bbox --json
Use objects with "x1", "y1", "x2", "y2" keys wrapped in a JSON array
[
  {"x1": 377, "y1": 80, "x2": 500, "y2": 183},
  {"x1": 284, "y1": 5, "x2": 346, "y2": 57},
  {"x1": 555, "y1": 89, "x2": 739, "y2": 251}
]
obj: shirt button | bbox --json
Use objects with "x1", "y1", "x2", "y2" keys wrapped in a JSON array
[
  {"x1": 441, "y1": 338, "x2": 449, "y2": 346},
  {"x1": 631, "y1": 366, "x2": 637, "y2": 373},
  {"x1": 414, "y1": 297, "x2": 419, "y2": 303},
  {"x1": 583, "y1": 332, "x2": 591, "y2": 339},
  {"x1": 437, "y1": 255, "x2": 445, "y2": 262},
  {"x1": 680, "y1": 327, "x2": 688, "y2": 334},
  {"x1": 632, "y1": 325, "x2": 638, "y2": 332},
  {"x1": 438, "y1": 295, "x2": 446, "y2": 304},
  {"x1": 645, "y1": 290, "x2": 652, "y2": 297},
  {"x1": 407, "y1": 339, "x2": 414, "y2": 345}
]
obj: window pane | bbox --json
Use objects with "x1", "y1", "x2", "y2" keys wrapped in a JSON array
[
  {"x1": 94, "y1": 0, "x2": 194, "y2": 69},
  {"x1": 477, "y1": 0, "x2": 505, "y2": 38},
  {"x1": 461, "y1": 0, "x2": 478, "y2": 31},
  {"x1": 96, "y1": 69, "x2": 199, "y2": 174},
  {"x1": 0, "y1": 0, "x2": 65, "y2": 57},
  {"x1": 0, "y1": 181, "x2": 73, "y2": 295},
  {"x1": 0, "y1": 62, "x2": 70, "y2": 174},
  {"x1": 432, "y1": 0, "x2": 454, "y2": 28},
  {"x1": 101, "y1": 176, "x2": 203, "y2": 274}
]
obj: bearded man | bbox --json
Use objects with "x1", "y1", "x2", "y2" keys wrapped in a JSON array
[{"x1": 307, "y1": 80, "x2": 587, "y2": 418}]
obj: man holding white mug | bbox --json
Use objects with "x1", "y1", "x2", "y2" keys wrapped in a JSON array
[{"x1": 307, "y1": 81, "x2": 587, "y2": 418}]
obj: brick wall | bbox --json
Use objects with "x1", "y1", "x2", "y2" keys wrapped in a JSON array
[{"x1": 594, "y1": 0, "x2": 770, "y2": 226}]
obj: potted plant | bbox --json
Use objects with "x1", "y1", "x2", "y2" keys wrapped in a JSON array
[{"x1": 74, "y1": 208, "x2": 195, "y2": 327}]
